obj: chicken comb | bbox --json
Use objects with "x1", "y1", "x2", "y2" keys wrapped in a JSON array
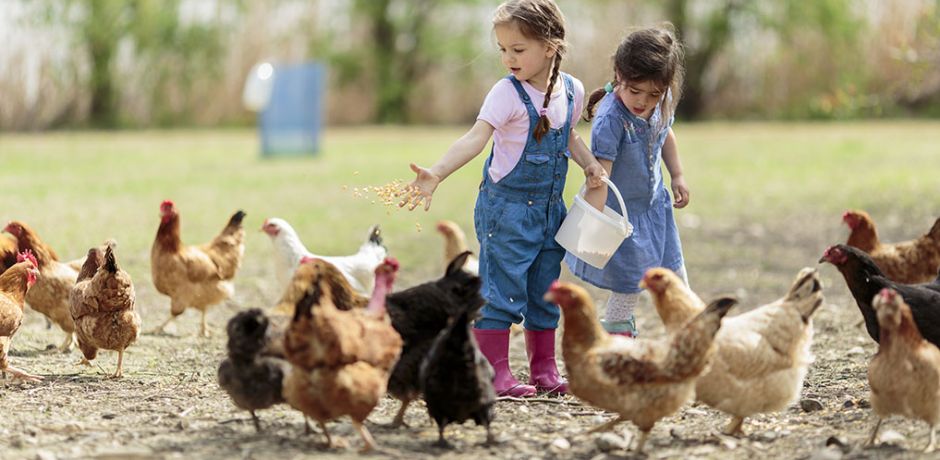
[
  {"x1": 160, "y1": 200, "x2": 175, "y2": 211},
  {"x1": 17, "y1": 249, "x2": 38, "y2": 268},
  {"x1": 382, "y1": 257, "x2": 400, "y2": 272},
  {"x1": 300, "y1": 256, "x2": 319, "y2": 265}
]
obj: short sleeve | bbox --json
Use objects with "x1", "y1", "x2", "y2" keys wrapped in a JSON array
[
  {"x1": 569, "y1": 76, "x2": 585, "y2": 129},
  {"x1": 591, "y1": 113, "x2": 624, "y2": 162},
  {"x1": 477, "y1": 80, "x2": 519, "y2": 130}
]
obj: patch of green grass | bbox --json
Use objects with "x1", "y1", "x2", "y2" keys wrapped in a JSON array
[{"x1": 1, "y1": 121, "x2": 938, "y2": 290}]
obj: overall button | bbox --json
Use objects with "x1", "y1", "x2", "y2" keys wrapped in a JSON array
[{"x1": 527, "y1": 200, "x2": 533, "y2": 206}]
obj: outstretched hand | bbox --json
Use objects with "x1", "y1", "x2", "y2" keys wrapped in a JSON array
[{"x1": 398, "y1": 163, "x2": 441, "y2": 211}]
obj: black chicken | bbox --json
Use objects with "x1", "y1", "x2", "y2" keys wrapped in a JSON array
[
  {"x1": 820, "y1": 244, "x2": 940, "y2": 345},
  {"x1": 218, "y1": 308, "x2": 290, "y2": 432},
  {"x1": 385, "y1": 251, "x2": 482, "y2": 427},
  {"x1": 420, "y1": 301, "x2": 495, "y2": 447}
]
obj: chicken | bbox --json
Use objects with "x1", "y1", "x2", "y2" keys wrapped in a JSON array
[
  {"x1": 218, "y1": 308, "x2": 290, "y2": 432},
  {"x1": 282, "y1": 257, "x2": 403, "y2": 452},
  {"x1": 151, "y1": 201, "x2": 246, "y2": 337},
  {"x1": 820, "y1": 244, "x2": 940, "y2": 347},
  {"x1": 0, "y1": 233, "x2": 18, "y2": 273},
  {"x1": 69, "y1": 242, "x2": 140, "y2": 378},
  {"x1": 419, "y1": 300, "x2": 495, "y2": 447},
  {"x1": 0, "y1": 253, "x2": 41, "y2": 381},
  {"x1": 867, "y1": 287, "x2": 940, "y2": 452},
  {"x1": 644, "y1": 267, "x2": 825, "y2": 435},
  {"x1": 4, "y1": 220, "x2": 79, "y2": 351},
  {"x1": 384, "y1": 251, "x2": 482, "y2": 427},
  {"x1": 843, "y1": 210, "x2": 940, "y2": 284},
  {"x1": 262, "y1": 217, "x2": 385, "y2": 297},
  {"x1": 544, "y1": 280, "x2": 736, "y2": 453},
  {"x1": 436, "y1": 220, "x2": 479, "y2": 275},
  {"x1": 639, "y1": 267, "x2": 705, "y2": 334}
]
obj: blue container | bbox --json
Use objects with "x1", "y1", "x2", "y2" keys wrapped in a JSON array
[{"x1": 259, "y1": 62, "x2": 325, "y2": 156}]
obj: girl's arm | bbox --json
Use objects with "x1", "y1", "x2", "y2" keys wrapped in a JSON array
[
  {"x1": 400, "y1": 120, "x2": 495, "y2": 211},
  {"x1": 661, "y1": 128, "x2": 690, "y2": 208},
  {"x1": 568, "y1": 128, "x2": 608, "y2": 211}
]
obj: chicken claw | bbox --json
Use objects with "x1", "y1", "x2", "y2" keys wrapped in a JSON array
[
  {"x1": 723, "y1": 416, "x2": 745, "y2": 436},
  {"x1": 4, "y1": 366, "x2": 43, "y2": 382},
  {"x1": 587, "y1": 415, "x2": 625, "y2": 433},
  {"x1": 352, "y1": 420, "x2": 376, "y2": 453}
]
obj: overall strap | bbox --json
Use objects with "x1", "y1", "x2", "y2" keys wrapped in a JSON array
[{"x1": 506, "y1": 75, "x2": 540, "y2": 123}]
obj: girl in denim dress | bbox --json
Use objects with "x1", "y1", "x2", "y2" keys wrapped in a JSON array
[
  {"x1": 400, "y1": 0, "x2": 605, "y2": 398},
  {"x1": 566, "y1": 25, "x2": 690, "y2": 338}
]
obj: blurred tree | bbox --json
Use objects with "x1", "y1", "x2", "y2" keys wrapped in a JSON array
[
  {"x1": 663, "y1": 0, "x2": 861, "y2": 120},
  {"x1": 37, "y1": 0, "x2": 232, "y2": 127},
  {"x1": 312, "y1": 0, "x2": 484, "y2": 123}
]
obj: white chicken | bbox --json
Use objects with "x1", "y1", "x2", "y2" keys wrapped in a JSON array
[{"x1": 262, "y1": 218, "x2": 386, "y2": 297}]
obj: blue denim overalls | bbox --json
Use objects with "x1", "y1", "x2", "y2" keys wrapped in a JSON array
[{"x1": 474, "y1": 73, "x2": 574, "y2": 331}]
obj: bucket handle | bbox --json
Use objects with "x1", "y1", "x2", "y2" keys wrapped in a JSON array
[{"x1": 579, "y1": 177, "x2": 630, "y2": 236}]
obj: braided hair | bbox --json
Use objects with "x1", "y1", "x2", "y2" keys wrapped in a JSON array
[
  {"x1": 585, "y1": 24, "x2": 685, "y2": 125},
  {"x1": 493, "y1": 0, "x2": 567, "y2": 142}
]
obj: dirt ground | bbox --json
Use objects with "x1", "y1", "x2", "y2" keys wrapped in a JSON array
[{"x1": 1, "y1": 219, "x2": 936, "y2": 460}]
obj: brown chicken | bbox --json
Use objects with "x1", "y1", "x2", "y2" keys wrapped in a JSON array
[
  {"x1": 282, "y1": 257, "x2": 403, "y2": 452},
  {"x1": 0, "y1": 253, "x2": 41, "y2": 381},
  {"x1": 867, "y1": 287, "x2": 940, "y2": 452},
  {"x1": 544, "y1": 280, "x2": 736, "y2": 453},
  {"x1": 4, "y1": 221, "x2": 79, "y2": 351},
  {"x1": 643, "y1": 267, "x2": 824, "y2": 435},
  {"x1": 843, "y1": 210, "x2": 940, "y2": 284},
  {"x1": 0, "y1": 233, "x2": 18, "y2": 273},
  {"x1": 69, "y1": 242, "x2": 140, "y2": 378},
  {"x1": 436, "y1": 220, "x2": 479, "y2": 275},
  {"x1": 640, "y1": 268, "x2": 705, "y2": 334},
  {"x1": 150, "y1": 201, "x2": 246, "y2": 337}
]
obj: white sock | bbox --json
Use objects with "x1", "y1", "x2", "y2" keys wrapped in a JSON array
[
  {"x1": 605, "y1": 292, "x2": 640, "y2": 323},
  {"x1": 676, "y1": 263, "x2": 690, "y2": 288}
]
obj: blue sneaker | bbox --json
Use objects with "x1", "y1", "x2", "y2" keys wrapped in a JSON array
[{"x1": 600, "y1": 316, "x2": 637, "y2": 337}]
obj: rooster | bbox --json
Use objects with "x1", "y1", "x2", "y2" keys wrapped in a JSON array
[
  {"x1": 282, "y1": 257, "x2": 403, "y2": 452},
  {"x1": 262, "y1": 217, "x2": 386, "y2": 297},
  {"x1": 821, "y1": 244, "x2": 940, "y2": 347},
  {"x1": 545, "y1": 280, "x2": 735, "y2": 453},
  {"x1": 69, "y1": 242, "x2": 140, "y2": 378},
  {"x1": 151, "y1": 200, "x2": 246, "y2": 337},
  {"x1": 4, "y1": 221, "x2": 79, "y2": 351},
  {"x1": 843, "y1": 210, "x2": 940, "y2": 284},
  {"x1": 0, "y1": 252, "x2": 41, "y2": 381},
  {"x1": 643, "y1": 267, "x2": 824, "y2": 435},
  {"x1": 436, "y1": 220, "x2": 479, "y2": 275},
  {"x1": 867, "y1": 288, "x2": 940, "y2": 452}
]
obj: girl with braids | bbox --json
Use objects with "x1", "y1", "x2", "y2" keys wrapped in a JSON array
[
  {"x1": 566, "y1": 24, "x2": 690, "y2": 338},
  {"x1": 400, "y1": 0, "x2": 605, "y2": 398}
]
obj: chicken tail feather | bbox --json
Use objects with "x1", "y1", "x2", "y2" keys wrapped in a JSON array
[
  {"x1": 366, "y1": 224, "x2": 384, "y2": 247},
  {"x1": 227, "y1": 210, "x2": 247, "y2": 229},
  {"x1": 928, "y1": 217, "x2": 940, "y2": 241},
  {"x1": 104, "y1": 244, "x2": 118, "y2": 274}
]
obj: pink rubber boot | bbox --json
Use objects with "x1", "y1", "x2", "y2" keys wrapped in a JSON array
[
  {"x1": 473, "y1": 328, "x2": 537, "y2": 398},
  {"x1": 524, "y1": 329, "x2": 568, "y2": 395}
]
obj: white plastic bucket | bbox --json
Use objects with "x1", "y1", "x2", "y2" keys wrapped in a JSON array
[{"x1": 555, "y1": 177, "x2": 633, "y2": 269}]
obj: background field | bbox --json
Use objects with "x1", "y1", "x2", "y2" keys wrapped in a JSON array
[{"x1": 1, "y1": 123, "x2": 939, "y2": 459}]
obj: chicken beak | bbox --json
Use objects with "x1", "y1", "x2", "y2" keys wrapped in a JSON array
[{"x1": 543, "y1": 291, "x2": 556, "y2": 303}]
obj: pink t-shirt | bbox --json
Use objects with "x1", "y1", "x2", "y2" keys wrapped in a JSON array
[{"x1": 477, "y1": 75, "x2": 585, "y2": 183}]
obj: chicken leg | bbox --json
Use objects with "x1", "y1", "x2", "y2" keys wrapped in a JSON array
[
  {"x1": 723, "y1": 416, "x2": 745, "y2": 436},
  {"x1": 635, "y1": 429, "x2": 651, "y2": 453},
  {"x1": 150, "y1": 315, "x2": 176, "y2": 335},
  {"x1": 390, "y1": 400, "x2": 411, "y2": 427},
  {"x1": 926, "y1": 425, "x2": 936, "y2": 453},
  {"x1": 865, "y1": 417, "x2": 883, "y2": 446},
  {"x1": 57, "y1": 332, "x2": 74, "y2": 353},
  {"x1": 200, "y1": 311, "x2": 211, "y2": 338},
  {"x1": 112, "y1": 349, "x2": 126, "y2": 378},
  {"x1": 352, "y1": 419, "x2": 377, "y2": 453},
  {"x1": 2, "y1": 365, "x2": 43, "y2": 382},
  {"x1": 588, "y1": 415, "x2": 626, "y2": 433}
]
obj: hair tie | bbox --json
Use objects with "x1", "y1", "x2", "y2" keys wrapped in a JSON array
[
  {"x1": 604, "y1": 82, "x2": 614, "y2": 93},
  {"x1": 539, "y1": 108, "x2": 547, "y2": 117}
]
